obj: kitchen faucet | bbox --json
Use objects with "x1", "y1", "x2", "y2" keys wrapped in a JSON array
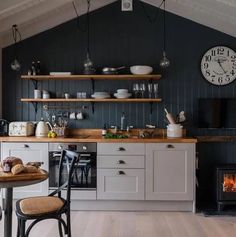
[{"x1": 121, "y1": 112, "x2": 126, "y2": 131}]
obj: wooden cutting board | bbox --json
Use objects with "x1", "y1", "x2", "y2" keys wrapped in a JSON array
[{"x1": 0, "y1": 169, "x2": 48, "y2": 182}]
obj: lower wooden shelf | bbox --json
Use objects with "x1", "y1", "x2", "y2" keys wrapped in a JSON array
[
  {"x1": 21, "y1": 98, "x2": 162, "y2": 114},
  {"x1": 21, "y1": 98, "x2": 162, "y2": 103}
]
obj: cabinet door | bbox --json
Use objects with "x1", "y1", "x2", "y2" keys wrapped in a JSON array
[
  {"x1": 146, "y1": 143, "x2": 195, "y2": 200},
  {"x1": 1, "y1": 142, "x2": 49, "y2": 198},
  {"x1": 97, "y1": 169, "x2": 144, "y2": 200}
]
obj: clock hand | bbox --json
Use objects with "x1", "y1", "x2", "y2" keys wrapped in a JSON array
[{"x1": 217, "y1": 59, "x2": 227, "y2": 74}]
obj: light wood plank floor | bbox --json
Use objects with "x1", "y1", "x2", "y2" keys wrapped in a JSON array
[{"x1": 1, "y1": 211, "x2": 236, "y2": 237}]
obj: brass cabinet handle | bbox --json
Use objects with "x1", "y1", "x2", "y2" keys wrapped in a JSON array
[
  {"x1": 24, "y1": 144, "x2": 29, "y2": 148},
  {"x1": 167, "y1": 144, "x2": 174, "y2": 149},
  {"x1": 117, "y1": 170, "x2": 126, "y2": 175},
  {"x1": 117, "y1": 160, "x2": 126, "y2": 164},
  {"x1": 117, "y1": 147, "x2": 126, "y2": 151}
]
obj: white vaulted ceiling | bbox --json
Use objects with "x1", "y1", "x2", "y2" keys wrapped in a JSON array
[{"x1": 0, "y1": 0, "x2": 235, "y2": 47}]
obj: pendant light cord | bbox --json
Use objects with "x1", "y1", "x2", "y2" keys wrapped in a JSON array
[
  {"x1": 12, "y1": 25, "x2": 21, "y2": 44},
  {"x1": 163, "y1": 0, "x2": 166, "y2": 52},
  {"x1": 72, "y1": 1, "x2": 91, "y2": 55},
  {"x1": 11, "y1": 24, "x2": 21, "y2": 60},
  {"x1": 140, "y1": 0, "x2": 164, "y2": 24},
  {"x1": 86, "y1": 0, "x2": 91, "y2": 55},
  {"x1": 72, "y1": 1, "x2": 86, "y2": 32}
]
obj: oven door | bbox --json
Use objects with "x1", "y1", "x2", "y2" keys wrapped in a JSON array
[{"x1": 49, "y1": 151, "x2": 96, "y2": 190}]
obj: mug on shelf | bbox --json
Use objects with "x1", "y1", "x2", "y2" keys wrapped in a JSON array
[
  {"x1": 76, "y1": 112, "x2": 84, "y2": 120},
  {"x1": 65, "y1": 93, "x2": 70, "y2": 99},
  {"x1": 69, "y1": 112, "x2": 76, "y2": 120},
  {"x1": 34, "y1": 89, "x2": 41, "y2": 99}
]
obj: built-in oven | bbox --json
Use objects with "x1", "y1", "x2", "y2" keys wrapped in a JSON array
[{"x1": 49, "y1": 143, "x2": 97, "y2": 196}]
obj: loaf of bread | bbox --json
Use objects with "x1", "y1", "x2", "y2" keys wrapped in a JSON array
[
  {"x1": 24, "y1": 165, "x2": 39, "y2": 173},
  {"x1": 4, "y1": 157, "x2": 23, "y2": 167},
  {"x1": 11, "y1": 164, "x2": 25, "y2": 175}
]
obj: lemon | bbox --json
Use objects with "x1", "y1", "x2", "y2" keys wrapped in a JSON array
[{"x1": 51, "y1": 132, "x2": 57, "y2": 138}]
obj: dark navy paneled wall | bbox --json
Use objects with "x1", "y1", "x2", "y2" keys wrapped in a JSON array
[{"x1": 2, "y1": 1, "x2": 236, "y2": 205}]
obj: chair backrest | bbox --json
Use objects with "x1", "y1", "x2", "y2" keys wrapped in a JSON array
[{"x1": 50, "y1": 149, "x2": 79, "y2": 202}]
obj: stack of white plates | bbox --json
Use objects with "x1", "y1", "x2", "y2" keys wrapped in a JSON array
[
  {"x1": 91, "y1": 92, "x2": 110, "y2": 99},
  {"x1": 114, "y1": 89, "x2": 131, "y2": 99}
]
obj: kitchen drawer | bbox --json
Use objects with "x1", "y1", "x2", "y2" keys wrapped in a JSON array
[
  {"x1": 1, "y1": 142, "x2": 48, "y2": 152},
  {"x1": 97, "y1": 169, "x2": 145, "y2": 200},
  {"x1": 97, "y1": 155, "x2": 145, "y2": 169},
  {"x1": 146, "y1": 143, "x2": 195, "y2": 151},
  {"x1": 97, "y1": 143, "x2": 145, "y2": 155}
]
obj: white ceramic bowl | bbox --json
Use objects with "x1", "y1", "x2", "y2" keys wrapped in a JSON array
[
  {"x1": 91, "y1": 94, "x2": 110, "y2": 99},
  {"x1": 117, "y1": 89, "x2": 128, "y2": 93},
  {"x1": 93, "y1": 92, "x2": 109, "y2": 95},
  {"x1": 114, "y1": 93, "x2": 131, "y2": 98},
  {"x1": 130, "y1": 65, "x2": 153, "y2": 75}
]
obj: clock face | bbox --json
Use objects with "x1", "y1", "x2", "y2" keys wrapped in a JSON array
[{"x1": 200, "y1": 46, "x2": 236, "y2": 85}]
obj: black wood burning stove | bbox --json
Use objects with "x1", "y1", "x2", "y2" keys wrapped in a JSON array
[{"x1": 216, "y1": 165, "x2": 236, "y2": 211}]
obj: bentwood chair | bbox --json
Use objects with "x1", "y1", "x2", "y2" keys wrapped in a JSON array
[{"x1": 15, "y1": 149, "x2": 79, "y2": 237}]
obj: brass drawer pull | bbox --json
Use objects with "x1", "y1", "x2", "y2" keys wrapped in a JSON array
[
  {"x1": 117, "y1": 147, "x2": 126, "y2": 151},
  {"x1": 117, "y1": 160, "x2": 126, "y2": 164},
  {"x1": 24, "y1": 144, "x2": 29, "y2": 148},
  {"x1": 167, "y1": 144, "x2": 174, "y2": 149},
  {"x1": 117, "y1": 170, "x2": 126, "y2": 175}
]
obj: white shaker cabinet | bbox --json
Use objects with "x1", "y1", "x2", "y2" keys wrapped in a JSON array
[
  {"x1": 1, "y1": 142, "x2": 49, "y2": 198},
  {"x1": 97, "y1": 143, "x2": 145, "y2": 200},
  {"x1": 146, "y1": 143, "x2": 195, "y2": 201}
]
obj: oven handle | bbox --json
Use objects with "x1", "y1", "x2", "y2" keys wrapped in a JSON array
[
  {"x1": 80, "y1": 154, "x2": 91, "y2": 157},
  {"x1": 51, "y1": 152, "x2": 61, "y2": 158}
]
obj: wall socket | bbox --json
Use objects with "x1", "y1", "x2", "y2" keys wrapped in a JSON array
[{"x1": 121, "y1": 0, "x2": 133, "y2": 11}]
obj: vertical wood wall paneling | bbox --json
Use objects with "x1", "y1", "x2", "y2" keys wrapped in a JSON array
[{"x1": 2, "y1": 0, "x2": 236, "y2": 207}]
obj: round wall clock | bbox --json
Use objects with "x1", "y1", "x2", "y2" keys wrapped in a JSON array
[{"x1": 200, "y1": 46, "x2": 236, "y2": 85}]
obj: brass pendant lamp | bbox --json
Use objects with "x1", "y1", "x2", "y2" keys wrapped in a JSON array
[
  {"x1": 159, "y1": 0, "x2": 170, "y2": 68},
  {"x1": 11, "y1": 24, "x2": 21, "y2": 71}
]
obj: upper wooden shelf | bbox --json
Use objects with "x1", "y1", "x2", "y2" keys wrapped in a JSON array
[
  {"x1": 21, "y1": 74, "x2": 161, "y2": 80},
  {"x1": 21, "y1": 98, "x2": 162, "y2": 103}
]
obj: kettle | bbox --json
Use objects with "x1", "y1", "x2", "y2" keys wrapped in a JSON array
[{"x1": 35, "y1": 119, "x2": 52, "y2": 137}]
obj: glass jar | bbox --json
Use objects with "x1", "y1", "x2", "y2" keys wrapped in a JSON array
[{"x1": 3, "y1": 160, "x2": 12, "y2": 172}]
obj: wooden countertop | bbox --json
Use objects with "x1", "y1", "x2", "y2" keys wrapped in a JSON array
[{"x1": 0, "y1": 135, "x2": 197, "y2": 143}]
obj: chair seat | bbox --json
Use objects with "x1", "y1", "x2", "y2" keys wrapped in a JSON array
[{"x1": 19, "y1": 196, "x2": 65, "y2": 216}]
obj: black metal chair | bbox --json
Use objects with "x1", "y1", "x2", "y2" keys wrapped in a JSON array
[{"x1": 15, "y1": 149, "x2": 79, "y2": 237}]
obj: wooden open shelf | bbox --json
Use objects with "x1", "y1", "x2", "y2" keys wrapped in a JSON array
[
  {"x1": 21, "y1": 98, "x2": 162, "y2": 103},
  {"x1": 21, "y1": 74, "x2": 161, "y2": 81},
  {"x1": 21, "y1": 74, "x2": 162, "y2": 114}
]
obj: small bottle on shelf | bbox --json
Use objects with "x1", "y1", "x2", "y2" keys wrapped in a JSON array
[
  {"x1": 31, "y1": 61, "x2": 36, "y2": 75},
  {"x1": 36, "y1": 61, "x2": 41, "y2": 75}
]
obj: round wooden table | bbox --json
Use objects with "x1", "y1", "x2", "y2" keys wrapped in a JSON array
[{"x1": 0, "y1": 170, "x2": 48, "y2": 237}]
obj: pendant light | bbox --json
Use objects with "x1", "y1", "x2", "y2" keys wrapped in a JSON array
[
  {"x1": 159, "y1": 0, "x2": 170, "y2": 69},
  {"x1": 11, "y1": 24, "x2": 21, "y2": 71},
  {"x1": 83, "y1": 0, "x2": 96, "y2": 74}
]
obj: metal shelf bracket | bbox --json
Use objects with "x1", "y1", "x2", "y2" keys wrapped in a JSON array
[
  {"x1": 31, "y1": 79, "x2": 39, "y2": 89},
  {"x1": 91, "y1": 102, "x2": 95, "y2": 114},
  {"x1": 150, "y1": 102, "x2": 153, "y2": 115},
  {"x1": 31, "y1": 102, "x2": 38, "y2": 114},
  {"x1": 91, "y1": 79, "x2": 95, "y2": 94}
]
